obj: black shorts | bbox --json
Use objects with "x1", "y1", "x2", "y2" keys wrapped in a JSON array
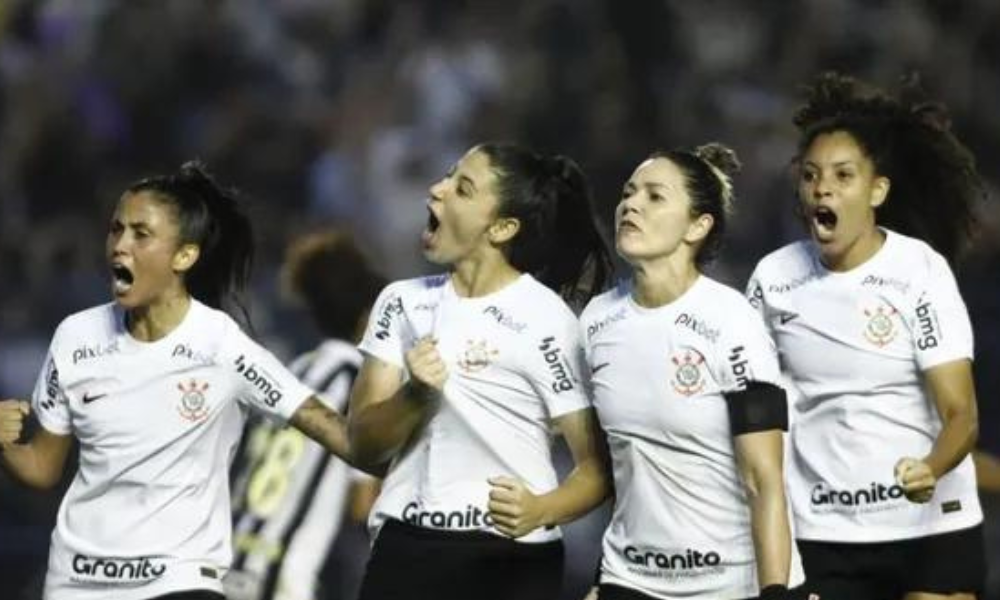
[
  {"x1": 358, "y1": 519, "x2": 564, "y2": 600},
  {"x1": 598, "y1": 581, "x2": 816, "y2": 600},
  {"x1": 798, "y1": 524, "x2": 986, "y2": 599},
  {"x1": 146, "y1": 591, "x2": 225, "y2": 600}
]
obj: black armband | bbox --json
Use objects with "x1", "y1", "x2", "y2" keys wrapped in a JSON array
[
  {"x1": 758, "y1": 584, "x2": 792, "y2": 600},
  {"x1": 724, "y1": 381, "x2": 788, "y2": 435}
]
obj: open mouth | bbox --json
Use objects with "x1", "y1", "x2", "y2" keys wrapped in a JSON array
[
  {"x1": 111, "y1": 264, "x2": 134, "y2": 294},
  {"x1": 812, "y1": 206, "x2": 838, "y2": 237},
  {"x1": 421, "y1": 205, "x2": 441, "y2": 248}
]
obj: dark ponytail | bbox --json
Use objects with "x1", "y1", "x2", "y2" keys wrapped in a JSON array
[
  {"x1": 478, "y1": 142, "x2": 613, "y2": 308},
  {"x1": 127, "y1": 161, "x2": 255, "y2": 324}
]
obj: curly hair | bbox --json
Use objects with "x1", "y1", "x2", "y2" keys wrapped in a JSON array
[{"x1": 792, "y1": 72, "x2": 985, "y2": 264}]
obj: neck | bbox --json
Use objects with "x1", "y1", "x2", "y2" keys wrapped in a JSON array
[
  {"x1": 631, "y1": 254, "x2": 701, "y2": 308},
  {"x1": 127, "y1": 293, "x2": 192, "y2": 342},
  {"x1": 822, "y1": 225, "x2": 886, "y2": 272},
  {"x1": 450, "y1": 253, "x2": 522, "y2": 298}
]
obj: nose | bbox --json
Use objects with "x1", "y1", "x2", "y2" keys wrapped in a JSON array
[
  {"x1": 428, "y1": 178, "x2": 447, "y2": 202},
  {"x1": 813, "y1": 172, "x2": 833, "y2": 198}
]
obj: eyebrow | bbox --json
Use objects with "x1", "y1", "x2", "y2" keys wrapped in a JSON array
[{"x1": 802, "y1": 160, "x2": 857, "y2": 169}]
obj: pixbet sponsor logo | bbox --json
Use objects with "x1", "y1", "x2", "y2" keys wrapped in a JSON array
[
  {"x1": 402, "y1": 502, "x2": 494, "y2": 529},
  {"x1": 586, "y1": 307, "x2": 627, "y2": 340},
  {"x1": 171, "y1": 343, "x2": 213, "y2": 365},
  {"x1": 810, "y1": 482, "x2": 905, "y2": 508},
  {"x1": 624, "y1": 546, "x2": 722, "y2": 571},
  {"x1": 674, "y1": 313, "x2": 720, "y2": 344},
  {"x1": 72, "y1": 340, "x2": 119, "y2": 364},
  {"x1": 234, "y1": 355, "x2": 283, "y2": 407},
  {"x1": 538, "y1": 336, "x2": 575, "y2": 393},
  {"x1": 483, "y1": 305, "x2": 527, "y2": 334},
  {"x1": 861, "y1": 274, "x2": 911, "y2": 294},
  {"x1": 72, "y1": 554, "x2": 166, "y2": 583}
]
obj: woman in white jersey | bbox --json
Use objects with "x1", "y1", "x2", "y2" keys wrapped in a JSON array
[
  {"x1": 0, "y1": 164, "x2": 355, "y2": 600},
  {"x1": 746, "y1": 73, "x2": 987, "y2": 600},
  {"x1": 348, "y1": 142, "x2": 613, "y2": 600},
  {"x1": 582, "y1": 144, "x2": 805, "y2": 600}
]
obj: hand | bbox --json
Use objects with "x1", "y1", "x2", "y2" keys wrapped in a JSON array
[
  {"x1": 0, "y1": 400, "x2": 31, "y2": 446},
  {"x1": 405, "y1": 337, "x2": 448, "y2": 396},
  {"x1": 581, "y1": 586, "x2": 599, "y2": 600},
  {"x1": 895, "y1": 456, "x2": 936, "y2": 503},
  {"x1": 487, "y1": 476, "x2": 546, "y2": 538}
]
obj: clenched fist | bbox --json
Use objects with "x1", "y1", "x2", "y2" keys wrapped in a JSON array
[{"x1": 0, "y1": 400, "x2": 31, "y2": 446}]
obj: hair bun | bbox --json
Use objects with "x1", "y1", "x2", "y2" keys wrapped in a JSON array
[{"x1": 694, "y1": 143, "x2": 741, "y2": 178}]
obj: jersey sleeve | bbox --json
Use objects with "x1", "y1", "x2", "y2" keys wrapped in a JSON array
[
  {"x1": 744, "y1": 265, "x2": 773, "y2": 333},
  {"x1": 910, "y1": 253, "x2": 974, "y2": 369},
  {"x1": 717, "y1": 300, "x2": 783, "y2": 394},
  {"x1": 31, "y1": 350, "x2": 72, "y2": 435},
  {"x1": 358, "y1": 283, "x2": 412, "y2": 368},
  {"x1": 526, "y1": 311, "x2": 592, "y2": 418},
  {"x1": 227, "y1": 327, "x2": 314, "y2": 422}
]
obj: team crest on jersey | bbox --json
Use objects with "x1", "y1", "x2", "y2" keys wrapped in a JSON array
[
  {"x1": 670, "y1": 349, "x2": 706, "y2": 396},
  {"x1": 177, "y1": 379, "x2": 211, "y2": 422},
  {"x1": 863, "y1": 303, "x2": 898, "y2": 347},
  {"x1": 457, "y1": 339, "x2": 498, "y2": 373}
]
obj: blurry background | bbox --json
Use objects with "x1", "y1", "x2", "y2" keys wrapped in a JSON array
[{"x1": 0, "y1": 1, "x2": 998, "y2": 599}]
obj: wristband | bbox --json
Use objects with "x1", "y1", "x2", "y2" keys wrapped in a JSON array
[{"x1": 759, "y1": 584, "x2": 791, "y2": 600}]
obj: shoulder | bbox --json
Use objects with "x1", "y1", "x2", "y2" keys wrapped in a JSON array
[
  {"x1": 580, "y1": 281, "x2": 628, "y2": 326},
  {"x1": 517, "y1": 275, "x2": 579, "y2": 325},
  {"x1": 50, "y1": 302, "x2": 119, "y2": 352},
  {"x1": 751, "y1": 240, "x2": 814, "y2": 281},
  {"x1": 383, "y1": 274, "x2": 448, "y2": 300},
  {"x1": 884, "y1": 229, "x2": 951, "y2": 278},
  {"x1": 698, "y1": 278, "x2": 758, "y2": 317}
]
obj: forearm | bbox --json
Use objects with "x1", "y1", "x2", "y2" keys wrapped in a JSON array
[
  {"x1": 0, "y1": 441, "x2": 65, "y2": 490},
  {"x1": 747, "y1": 480, "x2": 792, "y2": 588},
  {"x1": 923, "y1": 409, "x2": 978, "y2": 479},
  {"x1": 349, "y1": 382, "x2": 436, "y2": 467},
  {"x1": 536, "y1": 457, "x2": 609, "y2": 527}
]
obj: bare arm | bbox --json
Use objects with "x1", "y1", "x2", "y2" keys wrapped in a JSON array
[
  {"x1": 896, "y1": 359, "x2": 978, "y2": 502},
  {"x1": 348, "y1": 340, "x2": 444, "y2": 468},
  {"x1": 734, "y1": 429, "x2": 791, "y2": 589},
  {"x1": 0, "y1": 400, "x2": 74, "y2": 490},
  {"x1": 973, "y1": 450, "x2": 1000, "y2": 494},
  {"x1": 488, "y1": 408, "x2": 610, "y2": 537},
  {"x1": 289, "y1": 395, "x2": 353, "y2": 462}
]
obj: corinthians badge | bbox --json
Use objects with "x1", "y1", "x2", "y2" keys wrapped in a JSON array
[
  {"x1": 863, "y1": 303, "x2": 898, "y2": 347},
  {"x1": 670, "y1": 349, "x2": 706, "y2": 396},
  {"x1": 457, "y1": 339, "x2": 499, "y2": 373},
  {"x1": 177, "y1": 379, "x2": 211, "y2": 422}
]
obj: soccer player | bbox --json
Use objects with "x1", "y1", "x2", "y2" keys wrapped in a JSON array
[
  {"x1": 225, "y1": 230, "x2": 385, "y2": 600},
  {"x1": 348, "y1": 142, "x2": 613, "y2": 600},
  {"x1": 747, "y1": 73, "x2": 987, "y2": 599},
  {"x1": 0, "y1": 163, "x2": 354, "y2": 600},
  {"x1": 582, "y1": 144, "x2": 804, "y2": 600}
]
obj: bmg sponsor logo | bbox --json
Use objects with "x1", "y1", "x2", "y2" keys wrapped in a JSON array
[
  {"x1": 915, "y1": 295, "x2": 940, "y2": 350},
  {"x1": 72, "y1": 340, "x2": 119, "y2": 364},
  {"x1": 727, "y1": 345, "x2": 750, "y2": 389},
  {"x1": 538, "y1": 336, "x2": 575, "y2": 393},
  {"x1": 810, "y1": 481, "x2": 904, "y2": 512},
  {"x1": 374, "y1": 295, "x2": 404, "y2": 341},
  {"x1": 72, "y1": 554, "x2": 166, "y2": 583},
  {"x1": 41, "y1": 359, "x2": 60, "y2": 411},
  {"x1": 624, "y1": 546, "x2": 722, "y2": 572},
  {"x1": 402, "y1": 502, "x2": 494, "y2": 529},
  {"x1": 234, "y1": 355, "x2": 283, "y2": 407}
]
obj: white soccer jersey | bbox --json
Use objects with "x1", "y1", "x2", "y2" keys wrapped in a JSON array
[
  {"x1": 359, "y1": 274, "x2": 590, "y2": 544},
  {"x1": 31, "y1": 300, "x2": 312, "y2": 600},
  {"x1": 226, "y1": 339, "x2": 365, "y2": 600},
  {"x1": 583, "y1": 277, "x2": 804, "y2": 600},
  {"x1": 747, "y1": 229, "x2": 982, "y2": 543}
]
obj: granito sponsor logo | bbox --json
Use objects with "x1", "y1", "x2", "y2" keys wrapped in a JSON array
[
  {"x1": 861, "y1": 274, "x2": 911, "y2": 294},
  {"x1": 675, "y1": 313, "x2": 720, "y2": 344},
  {"x1": 374, "y1": 295, "x2": 404, "y2": 340},
  {"x1": 171, "y1": 343, "x2": 213, "y2": 365},
  {"x1": 71, "y1": 554, "x2": 167, "y2": 583},
  {"x1": 538, "y1": 336, "x2": 575, "y2": 393},
  {"x1": 915, "y1": 294, "x2": 940, "y2": 350},
  {"x1": 624, "y1": 546, "x2": 723, "y2": 575},
  {"x1": 402, "y1": 502, "x2": 494, "y2": 529},
  {"x1": 234, "y1": 355, "x2": 283, "y2": 407},
  {"x1": 810, "y1": 481, "x2": 905, "y2": 513},
  {"x1": 483, "y1": 305, "x2": 527, "y2": 333},
  {"x1": 586, "y1": 307, "x2": 627, "y2": 340},
  {"x1": 728, "y1": 345, "x2": 750, "y2": 389},
  {"x1": 72, "y1": 340, "x2": 119, "y2": 364}
]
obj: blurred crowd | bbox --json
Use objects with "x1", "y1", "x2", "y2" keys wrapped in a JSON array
[{"x1": 1, "y1": 1, "x2": 999, "y2": 599}]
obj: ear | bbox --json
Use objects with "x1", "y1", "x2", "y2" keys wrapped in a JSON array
[
  {"x1": 870, "y1": 176, "x2": 890, "y2": 209},
  {"x1": 487, "y1": 217, "x2": 521, "y2": 245},
  {"x1": 684, "y1": 213, "x2": 715, "y2": 245},
  {"x1": 172, "y1": 243, "x2": 201, "y2": 273}
]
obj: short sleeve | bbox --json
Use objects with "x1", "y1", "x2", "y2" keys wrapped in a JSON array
[
  {"x1": 744, "y1": 266, "x2": 772, "y2": 328},
  {"x1": 910, "y1": 254, "x2": 974, "y2": 370},
  {"x1": 31, "y1": 352, "x2": 72, "y2": 435},
  {"x1": 526, "y1": 312, "x2": 591, "y2": 418},
  {"x1": 717, "y1": 300, "x2": 782, "y2": 394},
  {"x1": 358, "y1": 283, "x2": 412, "y2": 368},
  {"x1": 227, "y1": 327, "x2": 313, "y2": 422}
]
